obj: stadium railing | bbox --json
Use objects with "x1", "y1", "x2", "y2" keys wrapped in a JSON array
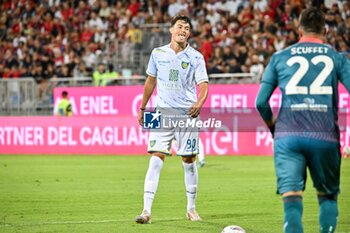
[
  {"x1": 209, "y1": 73, "x2": 256, "y2": 84},
  {"x1": 0, "y1": 78, "x2": 36, "y2": 116},
  {"x1": 0, "y1": 73, "x2": 256, "y2": 116}
]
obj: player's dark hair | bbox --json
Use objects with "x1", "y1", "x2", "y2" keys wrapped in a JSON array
[
  {"x1": 62, "y1": 91, "x2": 68, "y2": 97},
  {"x1": 299, "y1": 7, "x2": 325, "y2": 34},
  {"x1": 171, "y1": 15, "x2": 192, "y2": 30}
]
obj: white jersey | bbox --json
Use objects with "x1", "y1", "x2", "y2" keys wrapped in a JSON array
[{"x1": 146, "y1": 43, "x2": 208, "y2": 109}]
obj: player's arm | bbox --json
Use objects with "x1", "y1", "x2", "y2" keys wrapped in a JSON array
[
  {"x1": 189, "y1": 81, "x2": 208, "y2": 117},
  {"x1": 138, "y1": 75, "x2": 157, "y2": 125},
  {"x1": 139, "y1": 49, "x2": 158, "y2": 125},
  {"x1": 338, "y1": 54, "x2": 350, "y2": 92},
  {"x1": 190, "y1": 54, "x2": 209, "y2": 118},
  {"x1": 256, "y1": 83, "x2": 276, "y2": 133},
  {"x1": 255, "y1": 55, "x2": 278, "y2": 136}
]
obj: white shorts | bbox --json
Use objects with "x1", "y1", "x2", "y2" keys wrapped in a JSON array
[{"x1": 147, "y1": 125, "x2": 199, "y2": 156}]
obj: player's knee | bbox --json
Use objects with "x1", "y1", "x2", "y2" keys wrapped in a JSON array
[
  {"x1": 182, "y1": 155, "x2": 196, "y2": 163},
  {"x1": 150, "y1": 153, "x2": 165, "y2": 162},
  {"x1": 317, "y1": 193, "x2": 338, "y2": 204},
  {"x1": 282, "y1": 191, "x2": 303, "y2": 197}
]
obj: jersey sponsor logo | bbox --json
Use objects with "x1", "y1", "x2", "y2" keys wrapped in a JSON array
[
  {"x1": 158, "y1": 60, "x2": 170, "y2": 64},
  {"x1": 181, "y1": 61, "x2": 190, "y2": 69},
  {"x1": 290, "y1": 97, "x2": 328, "y2": 112},
  {"x1": 169, "y1": 69, "x2": 179, "y2": 81},
  {"x1": 159, "y1": 81, "x2": 182, "y2": 90}
]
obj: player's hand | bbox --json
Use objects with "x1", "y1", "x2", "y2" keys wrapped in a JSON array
[
  {"x1": 266, "y1": 118, "x2": 276, "y2": 138},
  {"x1": 138, "y1": 109, "x2": 144, "y2": 126},
  {"x1": 268, "y1": 124, "x2": 275, "y2": 138},
  {"x1": 188, "y1": 103, "x2": 202, "y2": 118}
]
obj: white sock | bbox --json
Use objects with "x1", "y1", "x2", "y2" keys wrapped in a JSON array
[
  {"x1": 183, "y1": 161, "x2": 198, "y2": 211},
  {"x1": 143, "y1": 156, "x2": 163, "y2": 214},
  {"x1": 197, "y1": 139, "x2": 205, "y2": 163}
]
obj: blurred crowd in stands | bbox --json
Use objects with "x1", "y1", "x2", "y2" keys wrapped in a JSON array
[{"x1": 0, "y1": 0, "x2": 349, "y2": 85}]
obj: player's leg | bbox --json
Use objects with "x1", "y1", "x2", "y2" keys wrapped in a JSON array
[
  {"x1": 306, "y1": 139, "x2": 341, "y2": 233},
  {"x1": 176, "y1": 129, "x2": 201, "y2": 221},
  {"x1": 197, "y1": 138, "x2": 205, "y2": 168},
  {"x1": 136, "y1": 152, "x2": 165, "y2": 224},
  {"x1": 317, "y1": 193, "x2": 338, "y2": 233},
  {"x1": 274, "y1": 137, "x2": 307, "y2": 233},
  {"x1": 136, "y1": 131, "x2": 173, "y2": 224},
  {"x1": 182, "y1": 155, "x2": 201, "y2": 221},
  {"x1": 282, "y1": 191, "x2": 304, "y2": 233}
]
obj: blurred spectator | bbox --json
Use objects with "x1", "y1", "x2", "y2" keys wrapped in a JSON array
[
  {"x1": 225, "y1": 0, "x2": 243, "y2": 16},
  {"x1": 206, "y1": 8, "x2": 221, "y2": 27},
  {"x1": 20, "y1": 66, "x2": 32, "y2": 78},
  {"x1": 200, "y1": 35, "x2": 213, "y2": 62},
  {"x1": 238, "y1": 5, "x2": 254, "y2": 27},
  {"x1": 99, "y1": 0, "x2": 111, "y2": 19},
  {"x1": 9, "y1": 64, "x2": 21, "y2": 78},
  {"x1": 168, "y1": 0, "x2": 182, "y2": 17},
  {"x1": 80, "y1": 23, "x2": 95, "y2": 43},
  {"x1": 178, "y1": 0, "x2": 189, "y2": 15},
  {"x1": 89, "y1": 11, "x2": 105, "y2": 30},
  {"x1": 222, "y1": 45, "x2": 235, "y2": 61},
  {"x1": 249, "y1": 54, "x2": 264, "y2": 82},
  {"x1": 82, "y1": 45, "x2": 97, "y2": 72},
  {"x1": 127, "y1": 0, "x2": 141, "y2": 17},
  {"x1": 56, "y1": 91, "x2": 72, "y2": 116},
  {"x1": 57, "y1": 65, "x2": 72, "y2": 78},
  {"x1": 73, "y1": 61, "x2": 90, "y2": 78},
  {"x1": 126, "y1": 22, "x2": 143, "y2": 49},
  {"x1": 207, "y1": 47, "x2": 225, "y2": 74},
  {"x1": 93, "y1": 63, "x2": 106, "y2": 86},
  {"x1": 60, "y1": 2, "x2": 74, "y2": 21},
  {"x1": 102, "y1": 64, "x2": 119, "y2": 86},
  {"x1": 227, "y1": 57, "x2": 242, "y2": 73},
  {"x1": 32, "y1": 61, "x2": 44, "y2": 83}
]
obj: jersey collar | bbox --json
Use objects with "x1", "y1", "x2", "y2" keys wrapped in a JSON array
[
  {"x1": 167, "y1": 43, "x2": 190, "y2": 55},
  {"x1": 298, "y1": 36, "x2": 323, "y2": 44}
]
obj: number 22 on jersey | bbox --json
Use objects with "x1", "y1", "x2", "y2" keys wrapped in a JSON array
[{"x1": 285, "y1": 55, "x2": 334, "y2": 95}]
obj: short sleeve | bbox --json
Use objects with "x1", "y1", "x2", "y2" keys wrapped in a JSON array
[
  {"x1": 194, "y1": 54, "x2": 209, "y2": 85},
  {"x1": 261, "y1": 54, "x2": 278, "y2": 86},
  {"x1": 146, "y1": 50, "x2": 157, "y2": 77}
]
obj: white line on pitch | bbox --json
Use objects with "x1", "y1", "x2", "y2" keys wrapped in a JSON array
[{"x1": 0, "y1": 217, "x2": 185, "y2": 228}]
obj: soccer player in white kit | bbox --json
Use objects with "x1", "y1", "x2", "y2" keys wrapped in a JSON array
[{"x1": 135, "y1": 15, "x2": 209, "y2": 224}]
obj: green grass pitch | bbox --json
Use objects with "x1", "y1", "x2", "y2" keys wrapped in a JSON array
[{"x1": 0, "y1": 155, "x2": 349, "y2": 233}]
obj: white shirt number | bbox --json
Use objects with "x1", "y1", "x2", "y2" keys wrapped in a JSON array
[{"x1": 285, "y1": 55, "x2": 334, "y2": 95}]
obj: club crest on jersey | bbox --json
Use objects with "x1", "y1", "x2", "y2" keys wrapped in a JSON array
[
  {"x1": 181, "y1": 61, "x2": 189, "y2": 69},
  {"x1": 150, "y1": 140, "x2": 156, "y2": 147}
]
